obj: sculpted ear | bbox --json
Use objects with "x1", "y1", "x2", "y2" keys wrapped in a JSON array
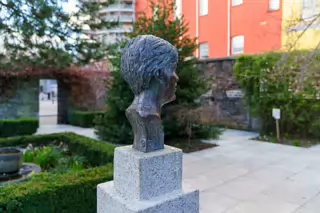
[{"x1": 154, "y1": 69, "x2": 164, "y2": 81}]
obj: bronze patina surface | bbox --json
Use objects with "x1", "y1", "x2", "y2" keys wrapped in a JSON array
[{"x1": 121, "y1": 35, "x2": 179, "y2": 153}]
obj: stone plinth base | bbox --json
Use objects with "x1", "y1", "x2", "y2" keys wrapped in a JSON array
[
  {"x1": 98, "y1": 182, "x2": 199, "y2": 213},
  {"x1": 97, "y1": 145, "x2": 199, "y2": 213}
]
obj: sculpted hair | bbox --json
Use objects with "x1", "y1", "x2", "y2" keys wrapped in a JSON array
[{"x1": 121, "y1": 35, "x2": 178, "y2": 95}]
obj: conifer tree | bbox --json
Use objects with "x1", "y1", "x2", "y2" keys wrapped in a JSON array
[
  {"x1": 0, "y1": 0, "x2": 117, "y2": 70},
  {"x1": 95, "y1": 0, "x2": 212, "y2": 143}
]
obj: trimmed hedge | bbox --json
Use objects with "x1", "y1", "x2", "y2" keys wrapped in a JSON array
[
  {"x1": 68, "y1": 111, "x2": 103, "y2": 128},
  {"x1": 0, "y1": 133, "x2": 115, "y2": 213},
  {"x1": 0, "y1": 118, "x2": 39, "y2": 138},
  {"x1": 0, "y1": 132, "x2": 115, "y2": 166},
  {"x1": 0, "y1": 165, "x2": 113, "y2": 213}
]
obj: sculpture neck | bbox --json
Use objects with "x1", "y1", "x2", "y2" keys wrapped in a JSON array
[
  {"x1": 132, "y1": 81, "x2": 162, "y2": 114},
  {"x1": 126, "y1": 81, "x2": 165, "y2": 153}
]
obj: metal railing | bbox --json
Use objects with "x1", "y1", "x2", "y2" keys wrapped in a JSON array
[{"x1": 100, "y1": 4, "x2": 134, "y2": 13}]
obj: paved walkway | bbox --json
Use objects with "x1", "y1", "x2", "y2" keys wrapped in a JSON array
[
  {"x1": 36, "y1": 125, "x2": 97, "y2": 139},
  {"x1": 39, "y1": 100, "x2": 58, "y2": 125},
  {"x1": 39, "y1": 100, "x2": 57, "y2": 116},
  {"x1": 36, "y1": 125, "x2": 320, "y2": 213},
  {"x1": 184, "y1": 130, "x2": 320, "y2": 213}
]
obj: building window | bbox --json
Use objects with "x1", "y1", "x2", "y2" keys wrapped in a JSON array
[
  {"x1": 175, "y1": 0, "x2": 182, "y2": 18},
  {"x1": 154, "y1": 6, "x2": 159, "y2": 19},
  {"x1": 200, "y1": 0, "x2": 208, "y2": 16},
  {"x1": 303, "y1": 0, "x2": 317, "y2": 9},
  {"x1": 269, "y1": 0, "x2": 280, "y2": 11},
  {"x1": 232, "y1": 36, "x2": 244, "y2": 54},
  {"x1": 199, "y1": 43, "x2": 209, "y2": 59},
  {"x1": 302, "y1": 0, "x2": 318, "y2": 19},
  {"x1": 232, "y1": 0, "x2": 243, "y2": 6}
]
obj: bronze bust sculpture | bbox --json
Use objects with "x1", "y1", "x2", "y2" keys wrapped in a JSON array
[{"x1": 121, "y1": 35, "x2": 179, "y2": 153}]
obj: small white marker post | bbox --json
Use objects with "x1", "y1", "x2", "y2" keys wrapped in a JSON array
[{"x1": 272, "y1": 108, "x2": 281, "y2": 141}]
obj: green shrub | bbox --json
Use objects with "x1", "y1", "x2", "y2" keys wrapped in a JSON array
[
  {"x1": 68, "y1": 111, "x2": 103, "y2": 128},
  {"x1": 24, "y1": 146, "x2": 88, "y2": 173},
  {"x1": 234, "y1": 52, "x2": 320, "y2": 138},
  {"x1": 0, "y1": 133, "x2": 115, "y2": 213},
  {"x1": 24, "y1": 146, "x2": 64, "y2": 171},
  {"x1": 0, "y1": 133, "x2": 115, "y2": 166},
  {"x1": 0, "y1": 118, "x2": 39, "y2": 138},
  {"x1": 0, "y1": 165, "x2": 113, "y2": 213},
  {"x1": 192, "y1": 124, "x2": 222, "y2": 139},
  {"x1": 163, "y1": 120, "x2": 222, "y2": 141},
  {"x1": 293, "y1": 140, "x2": 301, "y2": 147}
]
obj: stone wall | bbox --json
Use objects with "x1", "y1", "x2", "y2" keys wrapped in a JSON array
[
  {"x1": 0, "y1": 80, "x2": 39, "y2": 120},
  {"x1": 197, "y1": 57, "x2": 260, "y2": 131},
  {"x1": 0, "y1": 76, "x2": 98, "y2": 124}
]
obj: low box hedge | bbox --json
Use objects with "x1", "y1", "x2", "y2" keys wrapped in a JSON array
[
  {"x1": 68, "y1": 111, "x2": 103, "y2": 128},
  {"x1": 0, "y1": 133, "x2": 115, "y2": 213},
  {"x1": 0, "y1": 118, "x2": 39, "y2": 138},
  {"x1": 0, "y1": 165, "x2": 113, "y2": 213},
  {"x1": 0, "y1": 133, "x2": 115, "y2": 166}
]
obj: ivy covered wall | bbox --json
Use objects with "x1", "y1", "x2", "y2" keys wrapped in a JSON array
[{"x1": 0, "y1": 80, "x2": 39, "y2": 120}]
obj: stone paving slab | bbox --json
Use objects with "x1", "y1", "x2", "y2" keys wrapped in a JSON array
[
  {"x1": 35, "y1": 126, "x2": 320, "y2": 213},
  {"x1": 184, "y1": 129, "x2": 320, "y2": 213}
]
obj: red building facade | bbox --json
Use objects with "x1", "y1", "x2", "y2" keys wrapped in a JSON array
[
  {"x1": 134, "y1": 0, "x2": 282, "y2": 59},
  {"x1": 230, "y1": 0, "x2": 282, "y2": 56}
]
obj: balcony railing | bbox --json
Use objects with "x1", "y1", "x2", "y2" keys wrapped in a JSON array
[
  {"x1": 102, "y1": 15, "x2": 134, "y2": 22},
  {"x1": 103, "y1": 34, "x2": 129, "y2": 45},
  {"x1": 99, "y1": 4, "x2": 134, "y2": 13},
  {"x1": 106, "y1": 27, "x2": 133, "y2": 33}
]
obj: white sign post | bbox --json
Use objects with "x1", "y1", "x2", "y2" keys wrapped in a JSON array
[{"x1": 272, "y1": 108, "x2": 281, "y2": 141}]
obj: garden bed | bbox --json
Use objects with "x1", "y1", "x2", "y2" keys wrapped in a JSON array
[
  {"x1": 23, "y1": 144, "x2": 89, "y2": 173},
  {"x1": 167, "y1": 139, "x2": 218, "y2": 153},
  {"x1": 253, "y1": 135, "x2": 320, "y2": 148},
  {"x1": 0, "y1": 133, "x2": 115, "y2": 213}
]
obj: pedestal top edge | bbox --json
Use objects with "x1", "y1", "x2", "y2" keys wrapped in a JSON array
[{"x1": 115, "y1": 145, "x2": 183, "y2": 157}]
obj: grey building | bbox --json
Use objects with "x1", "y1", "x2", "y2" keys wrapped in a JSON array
[{"x1": 86, "y1": 0, "x2": 136, "y2": 45}]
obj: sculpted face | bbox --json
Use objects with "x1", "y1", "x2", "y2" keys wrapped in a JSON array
[{"x1": 159, "y1": 62, "x2": 179, "y2": 106}]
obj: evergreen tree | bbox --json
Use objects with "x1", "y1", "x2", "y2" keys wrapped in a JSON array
[
  {"x1": 95, "y1": 0, "x2": 211, "y2": 143},
  {"x1": 95, "y1": 42, "x2": 134, "y2": 144},
  {"x1": 0, "y1": 0, "x2": 118, "y2": 70}
]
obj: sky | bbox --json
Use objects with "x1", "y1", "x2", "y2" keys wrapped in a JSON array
[
  {"x1": 0, "y1": 0, "x2": 87, "y2": 53},
  {"x1": 62, "y1": 0, "x2": 78, "y2": 13}
]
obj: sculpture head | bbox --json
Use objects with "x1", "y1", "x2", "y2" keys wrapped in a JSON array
[{"x1": 121, "y1": 35, "x2": 179, "y2": 106}]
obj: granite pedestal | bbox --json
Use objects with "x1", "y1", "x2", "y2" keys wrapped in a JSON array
[{"x1": 97, "y1": 145, "x2": 199, "y2": 213}]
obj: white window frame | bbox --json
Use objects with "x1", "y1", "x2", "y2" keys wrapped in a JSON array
[
  {"x1": 153, "y1": 6, "x2": 159, "y2": 20},
  {"x1": 303, "y1": 0, "x2": 317, "y2": 8},
  {"x1": 269, "y1": 0, "x2": 280, "y2": 11},
  {"x1": 232, "y1": 35, "x2": 244, "y2": 55},
  {"x1": 175, "y1": 0, "x2": 182, "y2": 19},
  {"x1": 232, "y1": 0, "x2": 243, "y2": 7},
  {"x1": 302, "y1": 0, "x2": 318, "y2": 20},
  {"x1": 200, "y1": 0, "x2": 208, "y2": 16},
  {"x1": 199, "y1": 43, "x2": 209, "y2": 59}
]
